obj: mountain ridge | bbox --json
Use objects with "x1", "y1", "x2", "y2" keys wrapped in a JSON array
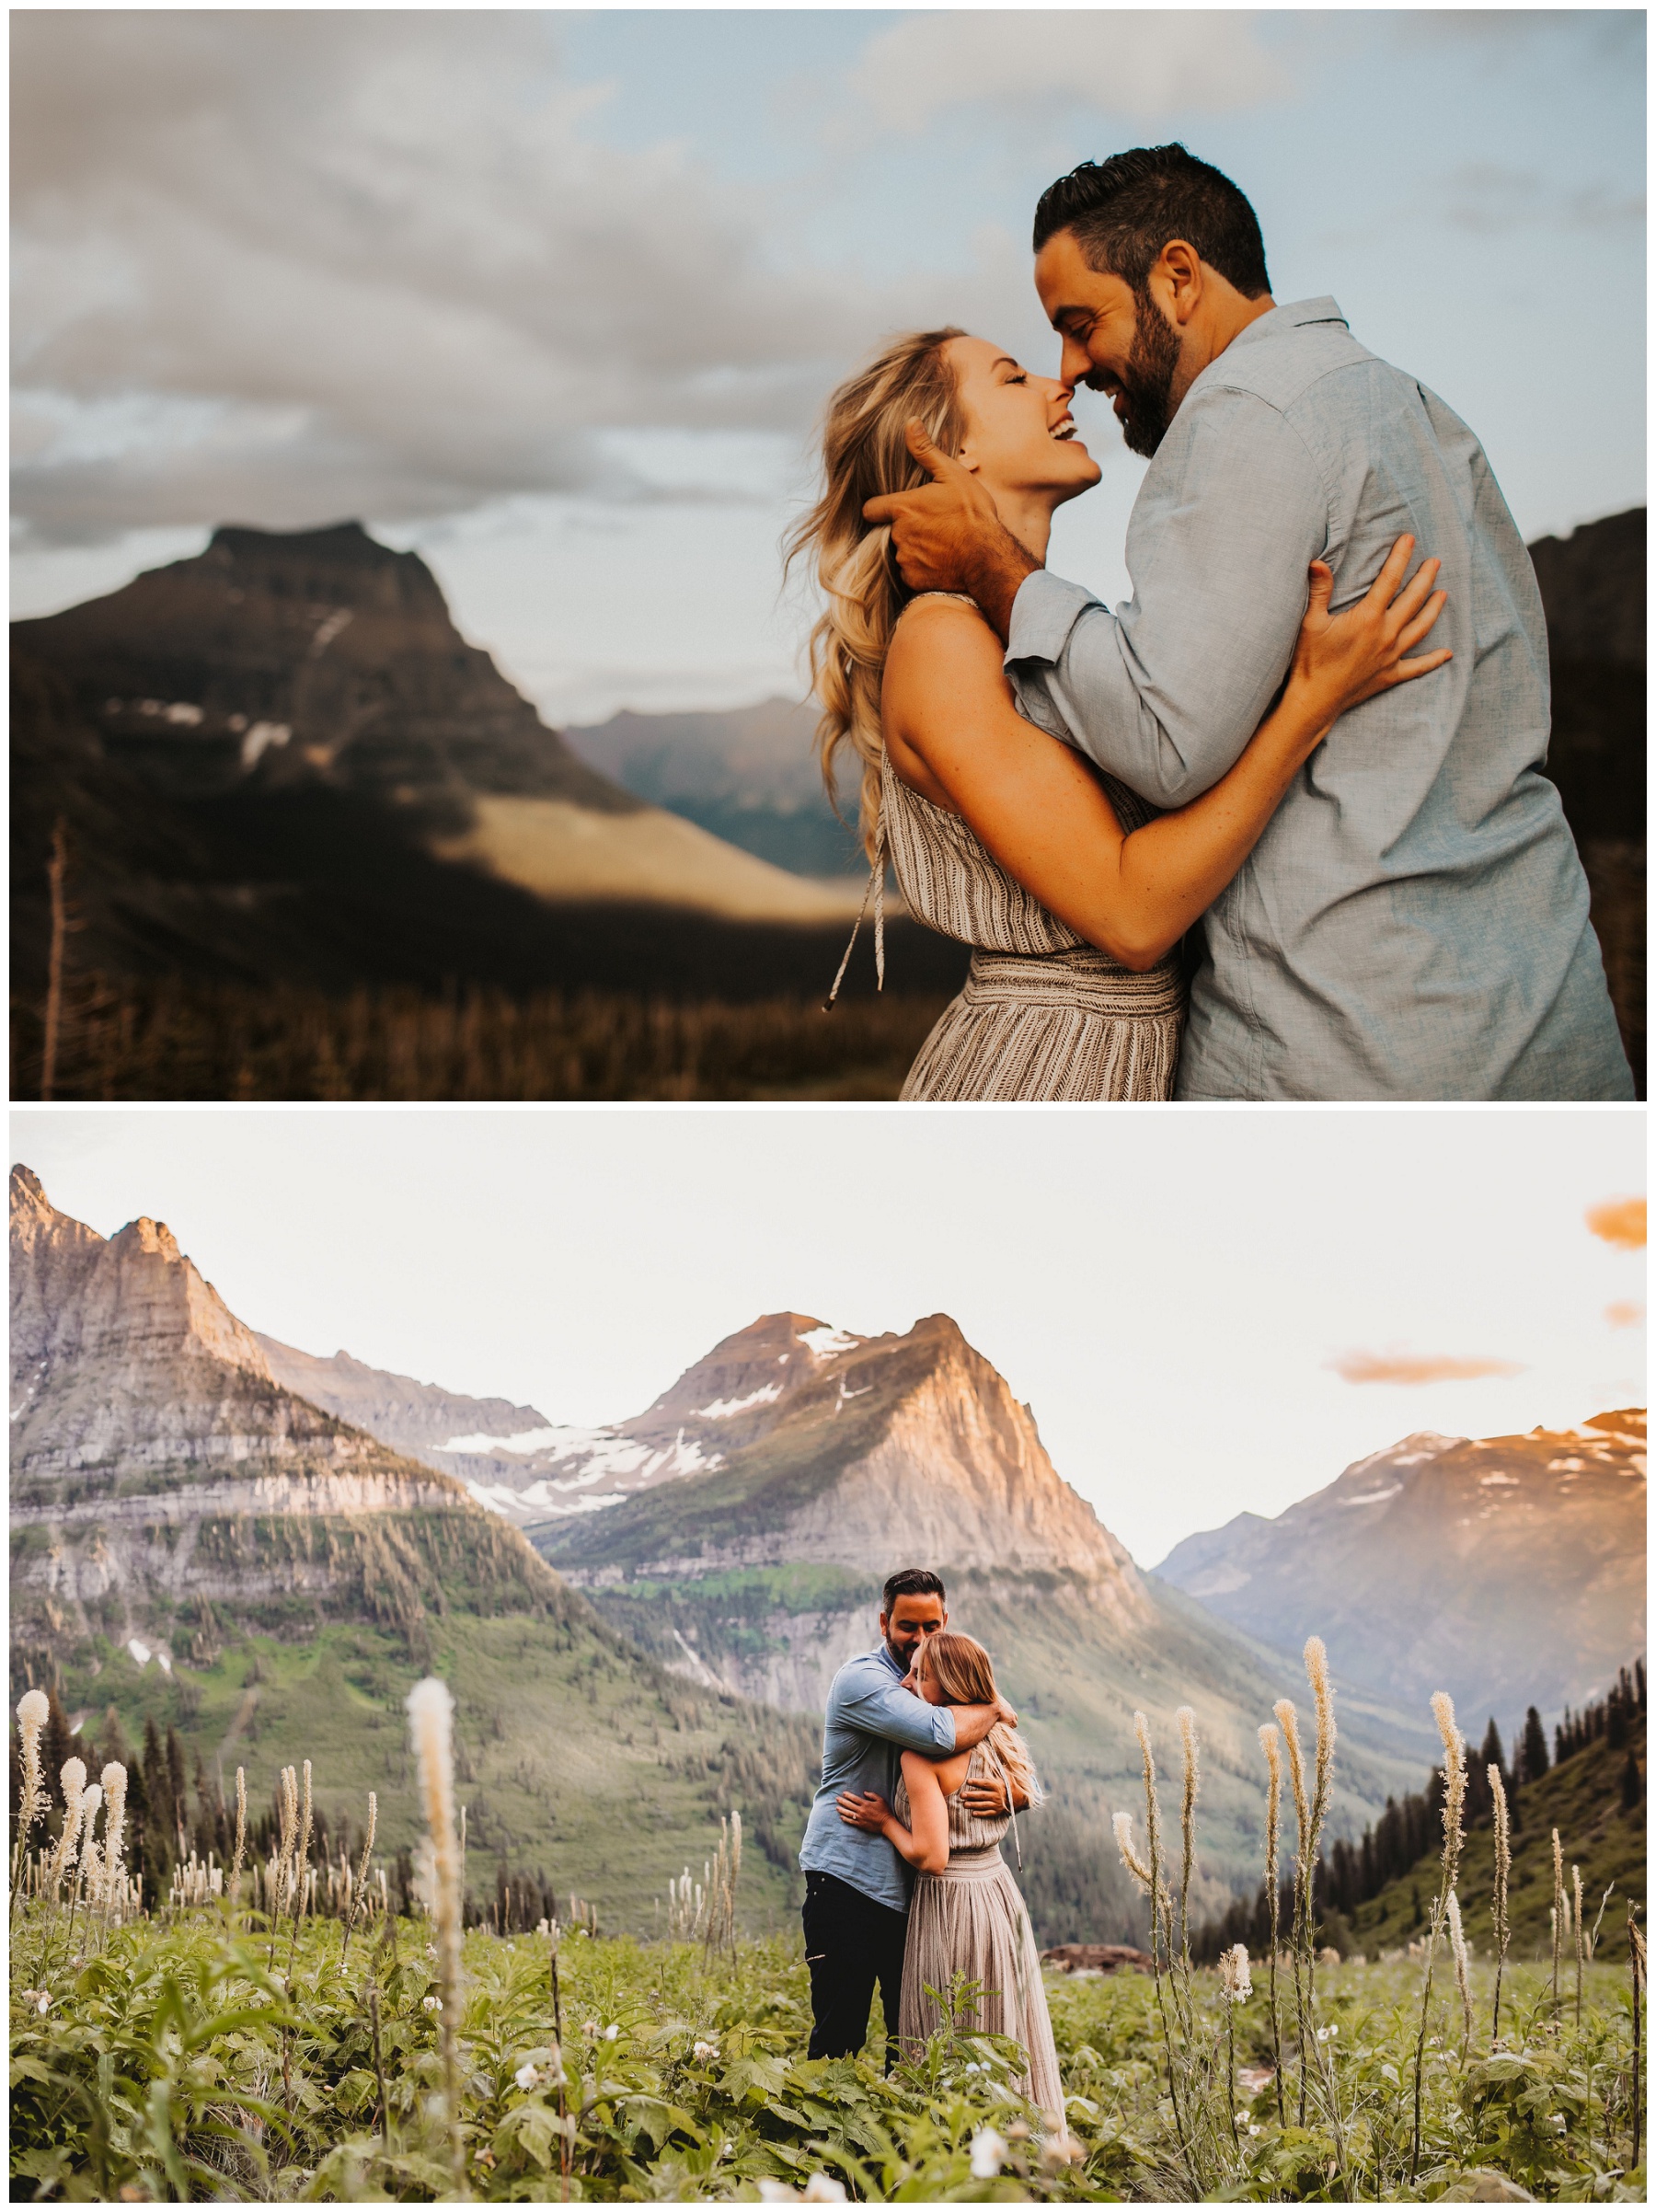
[
  {"x1": 1156, "y1": 1414, "x2": 1647, "y2": 1721},
  {"x1": 7, "y1": 1162, "x2": 822, "y2": 1932}
]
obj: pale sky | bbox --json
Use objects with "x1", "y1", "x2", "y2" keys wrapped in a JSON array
[
  {"x1": 12, "y1": 9, "x2": 1645, "y2": 724},
  {"x1": 11, "y1": 1106, "x2": 1645, "y2": 1566}
]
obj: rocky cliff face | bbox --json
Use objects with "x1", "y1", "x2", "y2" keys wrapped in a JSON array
[
  {"x1": 256, "y1": 1334, "x2": 550, "y2": 1461},
  {"x1": 413, "y1": 1308, "x2": 1142, "y2": 1603},
  {"x1": 9, "y1": 1164, "x2": 546, "y2": 1662},
  {"x1": 1156, "y1": 1414, "x2": 1648, "y2": 1721},
  {"x1": 13, "y1": 524, "x2": 632, "y2": 815}
]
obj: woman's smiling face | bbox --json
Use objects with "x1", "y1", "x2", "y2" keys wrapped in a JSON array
[{"x1": 943, "y1": 334, "x2": 1102, "y2": 504}]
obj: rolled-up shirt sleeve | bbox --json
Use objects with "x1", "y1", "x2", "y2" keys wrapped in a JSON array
[
  {"x1": 1006, "y1": 386, "x2": 1329, "y2": 809},
  {"x1": 836, "y1": 1674, "x2": 958, "y2": 1756}
]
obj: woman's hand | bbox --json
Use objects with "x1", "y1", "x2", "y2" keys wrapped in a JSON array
[
  {"x1": 1289, "y1": 534, "x2": 1451, "y2": 731},
  {"x1": 836, "y1": 1791, "x2": 891, "y2": 1832}
]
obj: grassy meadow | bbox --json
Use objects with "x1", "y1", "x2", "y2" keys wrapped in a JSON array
[
  {"x1": 8, "y1": 1907, "x2": 1643, "y2": 2201},
  {"x1": 10, "y1": 976, "x2": 954, "y2": 1101},
  {"x1": 10, "y1": 1630, "x2": 1647, "y2": 2201}
]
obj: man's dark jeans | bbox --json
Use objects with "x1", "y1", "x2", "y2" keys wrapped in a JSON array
[{"x1": 802, "y1": 1869, "x2": 908, "y2": 2064}]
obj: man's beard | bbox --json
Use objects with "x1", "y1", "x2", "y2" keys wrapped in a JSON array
[{"x1": 1099, "y1": 289, "x2": 1183, "y2": 458}]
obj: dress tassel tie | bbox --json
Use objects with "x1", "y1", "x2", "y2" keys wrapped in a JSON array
[{"x1": 822, "y1": 808, "x2": 886, "y2": 1011}]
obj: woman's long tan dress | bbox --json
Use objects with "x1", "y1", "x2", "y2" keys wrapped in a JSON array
[{"x1": 895, "y1": 1742, "x2": 1064, "y2": 2121}]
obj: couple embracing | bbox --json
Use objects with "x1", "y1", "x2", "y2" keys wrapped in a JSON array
[
  {"x1": 798, "y1": 1569, "x2": 1062, "y2": 2119},
  {"x1": 793, "y1": 143, "x2": 1630, "y2": 1103}
]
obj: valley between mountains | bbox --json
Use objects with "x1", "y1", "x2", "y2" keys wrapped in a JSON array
[{"x1": 11, "y1": 1165, "x2": 1643, "y2": 1943}]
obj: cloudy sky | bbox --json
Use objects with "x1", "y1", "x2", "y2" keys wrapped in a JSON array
[
  {"x1": 12, "y1": 9, "x2": 1646, "y2": 724},
  {"x1": 11, "y1": 1106, "x2": 1645, "y2": 1565}
]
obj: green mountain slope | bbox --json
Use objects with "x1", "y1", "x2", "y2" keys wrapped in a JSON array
[{"x1": 1349, "y1": 1721, "x2": 1646, "y2": 1961}]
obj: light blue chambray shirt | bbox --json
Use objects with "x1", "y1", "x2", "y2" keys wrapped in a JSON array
[
  {"x1": 799, "y1": 1642, "x2": 957, "y2": 1913},
  {"x1": 1006, "y1": 297, "x2": 1633, "y2": 1101}
]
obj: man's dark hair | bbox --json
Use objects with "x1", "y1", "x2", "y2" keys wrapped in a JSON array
[
  {"x1": 1032, "y1": 144, "x2": 1270, "y2": 300},
  {"x1": 881, "y1": 1567, "x2": 945, "y2": 1614}
]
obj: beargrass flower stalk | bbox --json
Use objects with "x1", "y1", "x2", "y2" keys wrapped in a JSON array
[
  {"x1": 48, "y1": 1758, "x2": 88, "y2": 1902},
  {"x1": 1303, "y1": 1640, "x2": 1337, "y2": 2007},
  {"x1": 1272, "y1": 1698, "x2": 1312, "y2": 2120},
  {"x1": 729, "y1": 1808, "x2": 742, "y2": 1954},
  {"x1": 269, "y1": 1765, "x2": 299, "y2": 1966},
  {"x1": 288, "y1": 1760, "x2": 314, "y2": 1951},
  {"x1": 98, "y1": 1764, "x2": 127, "y2": 1928},
  {"x1": 229, "y1": 1767, "x2": 247, "y2": 1910},
  {"x1": 1219, "y1": 1945, "x2": 1251, "y2": 2151},
  {"x1": 1175, "y1": 1707, "x2": 1200, "y2": 1972},
  {"x1": 1629, "y1": 1907, "x2": 1645, "y2": 2171},
  {"x1": 408, "y1": 1676, "x2": 467, "y2": 2196},
  {"x1": 1550, "y1": 1827, "x2": 1565, "y2": 2018},
  {"x1": 1446, "y1": 1891, "x2": 1474, "y2": 2046},
  {"x1": 1132, "y1": 1711, "x2": 1192, "y2": 2181},
  {"x1": 12, "y1": 1690, "x2": 51, "y2": 1911},
  {"x1": 342, "y1": 1791, "x2": 378, "y2": 1962},
  {"x1": 1572, "y1": 1865, "x2": 1585, "y2": 2026},
  {"x1": 1410, "y1": 1691, "x2": 1467, "y2": 2180},
  {"x1": 1112, "y1": 1810, "x2": 1152, "y2": 1895},
  {"x1": 1481, "y1": 1763, "x2": 1511, "y2": 2042},
  {"x1": 1258, "y1": 1722, "x2": 1286, "y2": 2126},
  {"x1": 63, "y1": 1784, "x2": 104, "y2": 1958}
]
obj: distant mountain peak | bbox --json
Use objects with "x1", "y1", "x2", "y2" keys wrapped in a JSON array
[{"x1": 1156, "y1": 1413, "x2": 1646, "y2": 1718}]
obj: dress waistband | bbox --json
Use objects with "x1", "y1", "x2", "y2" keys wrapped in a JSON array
[
  {"x1": 963, "y1": 945, "x2": 1186, "y2": 1020},
  {"x1": 922, "y1": 1846, "x2": 1007, "y2": 1882}
]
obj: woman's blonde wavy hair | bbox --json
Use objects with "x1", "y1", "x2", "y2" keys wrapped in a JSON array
[
  {"x1": 916, "y1": 1630, "x2": 1044, "y2": 1808},
  {"x1": 784, "y1": 328, "x2": 968, "y2": 858}
]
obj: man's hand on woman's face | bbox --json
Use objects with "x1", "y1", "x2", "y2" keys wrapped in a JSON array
[
  {"x1": 862, "y1": 422, "x2": 1039, "y2": 637},
  {"x1": 836, "y1": 1791, "x2": 890, "y2": 1831}
]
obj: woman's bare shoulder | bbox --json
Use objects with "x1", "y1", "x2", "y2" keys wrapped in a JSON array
[{"x1": 885, "y1": 594, "x2": 1008, "y2": 721}]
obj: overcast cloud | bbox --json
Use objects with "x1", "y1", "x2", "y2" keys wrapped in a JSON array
[
  {"x1": 13, "y1": 12, "x2": 891, "y2": 539},
  {"x1": 10, "y1": 9, "x2": 1645, "y2": 721}
]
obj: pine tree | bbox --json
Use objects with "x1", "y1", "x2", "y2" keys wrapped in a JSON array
[
  {"x1": 1623, "y1": 1747, "x2": 1644, "y2": 1813},
  {"x1": 1478, "y1": 1717, "x2": 1507, "y2": 1783},
  {"x1": 1521, "y1": 1705, "x2": 1550, "y2": 1781}
]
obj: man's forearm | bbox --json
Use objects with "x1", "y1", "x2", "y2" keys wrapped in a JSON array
[{"x1": 946, "y1": 1702, "x2": 1003, "y2": 1752}]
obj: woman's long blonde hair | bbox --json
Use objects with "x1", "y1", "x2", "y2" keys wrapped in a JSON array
[
  {"x1": 784, "y1": 328, "x2": 967, "y2": 858},
  {"x1": 916, "y1": 1630, "x2": 1043, "y2": 1807}
]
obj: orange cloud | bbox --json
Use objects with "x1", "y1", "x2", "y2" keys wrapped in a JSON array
[
  {"x1": 1586, "y1": 1197, "x2": 1646, "y2": 1250},
  {"x1": 1605, "y1": 1301, "x2": 1646, "y2": 1330},
  {"x1": 1328, "y1": 1351, "x2": 1525, "y2": 1386}
]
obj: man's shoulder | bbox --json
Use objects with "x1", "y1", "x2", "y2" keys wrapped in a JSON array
[
  {"x1": 827, "y1": 1647, "x2": 893, "y2": 1702},
  {"x1": 1191, "y1": 304, "x2": 1403, "y2": 426}
]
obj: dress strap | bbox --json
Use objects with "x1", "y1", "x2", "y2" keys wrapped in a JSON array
[{"x1": 822, "y1": 786, "x2": 886, "y2": 1011}]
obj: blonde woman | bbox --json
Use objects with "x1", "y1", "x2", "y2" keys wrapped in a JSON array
[
  {"x1": 836, "y1": 1630, "x2": 1063, "y2": 2120},
  {"x1": 789, "y1": 328, "x2": 1451, "y2": 1100}
]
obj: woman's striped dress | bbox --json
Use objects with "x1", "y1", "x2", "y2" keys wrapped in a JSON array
[{"x1": 882, "y1": 744, "x2": 1188, "y2": 1104}]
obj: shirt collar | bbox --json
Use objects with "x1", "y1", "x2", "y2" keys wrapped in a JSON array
[{"x1": 1226, "y1": 295, "x2": 1349, "y2": 353}]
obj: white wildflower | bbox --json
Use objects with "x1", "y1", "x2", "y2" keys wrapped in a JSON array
[
  {"x1": 970, "y1": 2126, "x2": 1008, "y2": 2179},
  {"x1": 1219, "y1": 1943, "x2": 1252, "y2": 2003},
  {"x1": 514, "y1": 2060, "x2": 539, "y2": 2091},
  {"x1": 693, "y1": 2038, "x2": 719, "y2": 2062},
  {"x1": 801, "y1": 2176, "x2": 846, "y2": 2203},
  {"x1": 604, "y1": 2023, "x2": 619, "y2": 2041},
  {"x1": 422, "y1": 1994, "x2": 443, "y2": 2014}
]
